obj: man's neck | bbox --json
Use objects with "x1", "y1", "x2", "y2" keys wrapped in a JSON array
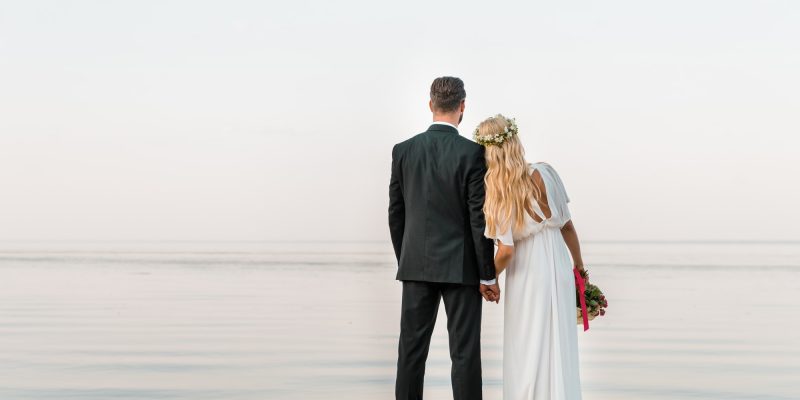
[
  {"x1": 431, "y1": 120, "x2": 459, "y2": 131},
  {"x1": 432, "y1": 115, "x2": 460, "y2": 128}
]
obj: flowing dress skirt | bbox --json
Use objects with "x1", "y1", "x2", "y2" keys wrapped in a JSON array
[{"x1": 503, "y1": 226, "x2": 582, "y2": 400}]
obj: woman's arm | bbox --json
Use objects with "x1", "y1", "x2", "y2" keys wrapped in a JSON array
[
  {"x1": 560, "y1": 220, "x2": 585, "y2": 276},
  {"x1": 494, "y1": 242, "x2": 514, "y2": 276}
]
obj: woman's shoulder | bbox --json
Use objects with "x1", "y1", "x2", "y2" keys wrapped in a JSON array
[
  {"x1": 529, "y1": 161, "x2": 555, "y2": 169},
  {"x1": 528, "y1": 162, "x2": 562, "y2": 177},
  {"x1": 528, "y1": 161, "x2": 554, "y2": 177},
  {"x1": 528, "y1": 162, "x2": 569, "y2": 198}
]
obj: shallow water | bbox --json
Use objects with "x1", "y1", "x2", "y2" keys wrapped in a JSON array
[{"x1": 0, "y1": 241, "x2": 798, "y2": 399}]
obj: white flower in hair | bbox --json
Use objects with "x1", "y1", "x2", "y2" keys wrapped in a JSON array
[{"x1": 473, "y1": 115, "x2": 518, "y2": 146}]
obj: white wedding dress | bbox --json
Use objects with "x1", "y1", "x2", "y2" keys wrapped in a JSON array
[{"x1": 486, "y1": 162, "x2": 582, "y2": 400}]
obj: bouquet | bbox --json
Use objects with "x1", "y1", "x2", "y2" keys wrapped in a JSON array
[{"x1": 575, "y1": 268, "x2": 607, "y2": 325}]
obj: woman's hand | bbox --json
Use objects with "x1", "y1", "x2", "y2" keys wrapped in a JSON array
[{"x1": 575, "y1": 263, "x2": 588, "y2": 283}]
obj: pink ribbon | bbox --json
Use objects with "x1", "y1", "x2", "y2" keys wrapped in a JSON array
[{"x1": 574, "y1": 267, "x2": 589, "y2": 331}]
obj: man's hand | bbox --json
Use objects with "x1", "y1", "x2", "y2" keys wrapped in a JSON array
[{"x1": 479, "y1": 283, "x2": 501, "y2": 304}]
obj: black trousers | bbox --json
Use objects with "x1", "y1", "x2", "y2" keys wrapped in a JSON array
[{"x1": 395, "y1": 281, "x2": 483, "y2": 400}]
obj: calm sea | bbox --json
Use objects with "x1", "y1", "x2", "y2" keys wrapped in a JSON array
[{"x1": 0, "y1": 241, "x2": 798, "y2": 399}]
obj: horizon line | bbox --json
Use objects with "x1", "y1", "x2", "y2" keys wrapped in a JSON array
[{"x1": 0, "y1": 239, "x2": 798, "y2": 245}]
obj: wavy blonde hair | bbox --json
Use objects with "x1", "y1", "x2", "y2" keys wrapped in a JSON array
[{"x1": 475, "y1": 115, "x2": 541, "y2": 237}]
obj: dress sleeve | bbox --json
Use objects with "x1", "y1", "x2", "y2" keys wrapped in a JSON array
[
  {"x1": 534, "y1": 163, "x2": 572, "y2": 228},
  {"x1": 484, "y1": 220, "x2": 514, "y2": 246}
]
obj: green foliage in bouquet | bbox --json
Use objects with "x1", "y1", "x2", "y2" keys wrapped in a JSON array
[{"x1": 576, "y1": 269, "x2": 607, "y2": 321}]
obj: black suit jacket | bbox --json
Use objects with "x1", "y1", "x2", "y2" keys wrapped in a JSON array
[{"x1": 388, "y1": 123, "x2": 496, "y2": 285}]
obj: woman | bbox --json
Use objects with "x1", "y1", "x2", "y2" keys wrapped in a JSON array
[{"x1": 474, "y1": 114, "x2": 585, "y2": 400}]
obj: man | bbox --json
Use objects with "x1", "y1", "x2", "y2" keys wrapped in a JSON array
[{"x1": 389, "y1": 76, "x2": 500, "y2": 400}]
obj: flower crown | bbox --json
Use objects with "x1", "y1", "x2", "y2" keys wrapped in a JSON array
[{"x1": 473, "y1": 115, "x2": 518, "y2": 146}]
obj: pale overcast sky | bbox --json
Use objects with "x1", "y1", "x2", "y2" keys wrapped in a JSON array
[{"x1": 0, "y1": 1, "x2": 798, "y2": 242}]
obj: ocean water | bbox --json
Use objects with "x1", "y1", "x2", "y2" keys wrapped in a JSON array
[{"x1": 0, "y1": 241, "x2": 798, "y2": 400}]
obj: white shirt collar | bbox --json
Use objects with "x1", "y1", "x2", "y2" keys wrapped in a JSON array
[{"x1": 431, "y1": 121, "x2": 459, "y2": 132}]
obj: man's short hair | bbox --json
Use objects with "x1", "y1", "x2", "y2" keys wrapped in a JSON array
[{"x1": 430, "y1": 76, "x2": 466, "y2": 113}]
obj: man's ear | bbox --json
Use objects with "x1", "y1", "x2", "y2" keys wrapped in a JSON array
[
  {"x1": 460, "y1": 100, "x2": 466, "y2": 112},
  {"x1": 429, "y1": 100, "x2": 434, "y2": 113}
]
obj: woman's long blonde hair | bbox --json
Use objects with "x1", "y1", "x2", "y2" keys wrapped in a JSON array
[{"x1": 475, "y1": 115, "x2": 541, "y2": 237}]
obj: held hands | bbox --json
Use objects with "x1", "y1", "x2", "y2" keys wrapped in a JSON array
[{"x1": 479, "y1": 283, "x2": 501, "y2": 304}]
